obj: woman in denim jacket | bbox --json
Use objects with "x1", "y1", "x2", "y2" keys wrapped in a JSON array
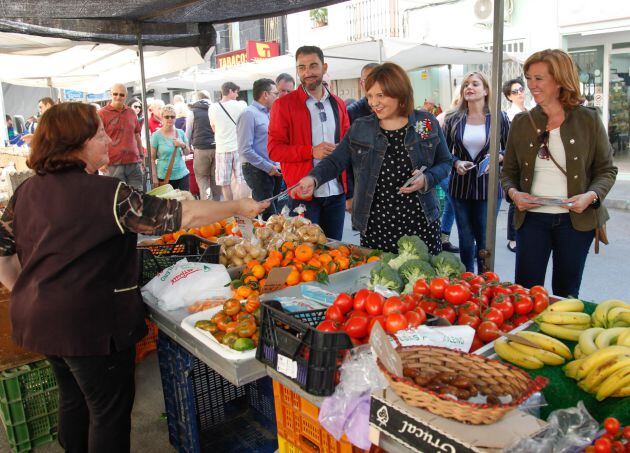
[{"x1": 292, "y1": 63, "x2": 453, "y2": 253}]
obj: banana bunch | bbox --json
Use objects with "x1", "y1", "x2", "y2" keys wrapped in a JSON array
[
  {"x1": 535, "y1": 299, "x2": 591, "y2": 341},
  {"x1": 563, "y1": 344, "x2": 630, "y2": 400},
  {"x1": 494, "y1": 331, "x2": 573, "y2": 370},
  {"x1": 592, "y1": 299, "x2": 630, "y2": 328}
]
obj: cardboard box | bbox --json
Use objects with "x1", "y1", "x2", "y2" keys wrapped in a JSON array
[{"x1": 369, "y1": 389, "x2": 547, "y2": 453}]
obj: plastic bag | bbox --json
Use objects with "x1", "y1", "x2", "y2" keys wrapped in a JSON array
[
  {"x1": 508, "y1": 401, "x2": 599, "y2": 453},
  {"x1": 319, "y1": 346, "x2": 389, "y2": 450},
  {"x1": 141, "y1": 259, "x2": 232, "y2": 311}
]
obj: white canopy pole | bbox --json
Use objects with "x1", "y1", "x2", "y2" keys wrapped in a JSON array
[
  {"x1": 137, "y1": 28, "x2": 153, "y2": 189},
  {"x1": 483, "y1": 0, "x2": 505, "y2": 272}
]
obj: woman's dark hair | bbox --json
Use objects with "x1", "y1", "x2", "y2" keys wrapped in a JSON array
[
  {"x1": 364, "y1": 62, "x2": 414, "y2": 117},
  {"x1": 28, "y1": 103, "x2": 99, "y2": 175},
  {"x1": 502, "y1": 78, "x2": 524, "y2": 101}
]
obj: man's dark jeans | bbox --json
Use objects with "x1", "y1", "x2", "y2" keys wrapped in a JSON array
[
  {"x1": 516, "y1": 212, "x2": 594, "y2": 297},
  {"x1": 242, "y1": 163, "x2": 283, "y2": 220},
  {"x1": 289, "y1": 193, "x2": 346, "y2": 240},
  {"x1": 46, "y1": 346, "x2": 136, "y2": 453}
]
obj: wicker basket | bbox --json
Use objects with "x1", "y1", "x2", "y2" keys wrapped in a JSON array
[{"x1": 378, "y1": 345, "x2": 548, "y2": 425}]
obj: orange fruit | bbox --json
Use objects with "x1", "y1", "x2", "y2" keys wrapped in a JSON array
[
  {"x1": 286, "y1": 270, "x2": 300, "y2": 286},
  {"x1": 294, "y1": 244, "x2": 314, "y2": 262},
  {"x1": 367, "y1": 255, "x2": 380, "y2": 263},
  {"x1": 200, "y1": 225, "x2": 215, "y2": 238},
  {"x1": 318, "y1": 253, "x2": 333, "y2": 265},
  {"x1": 280, "y1": 241, "x2": 295, "y2": 253},
  {"x1": 246, "y1": 260, "x2": 261, "y2": 269},
  {"x1": 236, "y1": 285, "x2": 253, "y2": 299},
  {"x1": 244, "y1": 275, "x2": 258, "y2": 285},
  {"x1": 172, "y1": 229, "x2": 187, "y2": 242},
  {"x1": 251, "y1": 264, "x2": 265, "y2": 279},
  {"x1": 300, "y1": 269, "x2": 317, "y2": 282}
]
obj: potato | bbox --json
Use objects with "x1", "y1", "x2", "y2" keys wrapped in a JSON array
[
  {"x1": 234, "y1": 244, "x2": 248, "y2": 258},
  {"x1": 219, "y1": 256, "x2": 228, "y2": 265},
  {"x1": 231, "y1": 256, "x2": 244, "y2": 267},
  {"x1": 225, "y1": 247, "x2": 236, "y2": 259},
  {"x1": 317, "y1": 233, "x2": 328, "y2": 245}
]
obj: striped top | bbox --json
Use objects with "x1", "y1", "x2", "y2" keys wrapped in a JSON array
[{"x1": 443, "y1": 111, "x2": 510, "y2": 200}]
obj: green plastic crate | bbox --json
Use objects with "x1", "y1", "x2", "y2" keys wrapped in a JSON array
[
  {"x1": 0, "y1": 361, "x2": 57, "y2": 403},
  {"x1": 2, "y1": 412, "x2": 57, "y2": 452},
  {"x1": 10, "y1": 432, "x2": 57, "y2": 453},
  {"x1": 0, "y1": 389, "x2": 58, "y2": 426}
]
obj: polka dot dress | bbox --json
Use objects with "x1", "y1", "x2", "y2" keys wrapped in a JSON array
[{"x1": 360, "y1": 126, "x2": 442, "y2": 255}]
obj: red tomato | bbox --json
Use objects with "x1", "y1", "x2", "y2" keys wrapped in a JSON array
[
  {"x1": 483, "y1": 308, "x2": 504, "y2": 326},
  {"x1": 382, "y1": 297, "x2": 404, "y2": 316},
  {"x1": 482, "y1": 271, "x2": 500, "y2": 283},
  {"x1": 477, "y1": 321, "x2": 500, "y2": 343},
  {"x1": 533, "y1": 293, "x2": 550, "y2": 313},
  {"x1": 604, "y1": 418, "x2": 620, "y2": 436},
  {"x1": 508, "y1": 283, "x2": 527, "y2": 294},
  {"x1": 353, "y1": 289, "x2": 371, "y2": 312},
  {"x1": 491, "y1": 296, "x2": 514, "y2": 321},
  {"x1": 385, "y1": 313, "x2": 409, "y2": 334},
  {"x1": 413, "y1": 278, "x2": 431, "y2": 296},
  {"x1": 594, "y1": 437, "x2": 612, "y2": 453},
  {"x1": 325, "y1": 305, "x2": 345, "y2": 323},
  {"x1": 513, "y1": 294, "x2": 534, "y2": 315},
  {"x1": 420, "y1": 299, "x2": 438, "y2": 314},
  {"x1": 611, "y1": 441, "x2": 625, "y2": 453},
  {"x1": 333, "y1": 293, "x2": 354, "y2": 314},
  {"x1": 344, "y1": 316, "x2": 369, "y2": 339},
  {"x1": 623, "y1": 426, "x2": 630, "y2": 440},
  {"x1": 405, "y1": 310, "x2": 424, "y2": 327},
  {"x1": 444, "y1": 284, "x2": 472, "y2": 306},
  {"x1": 457, "y1": 313, "x2": 481, "y2": 329},
  {"x1": 317, "y1": 320, "x2": 341, "y2": 332},
  {"x1": 460, "y1": 271, "x2": 477, "y2": 281},
  {"x1": 412, "y1": 307, "x2": 426, "y2": 325},
  {"x1": 512, "y1": 314, "x2": 529, "y2": 327},
  {"x1": 429, "y1": 277, "x2": 449, "y2": 299},
  {"x1": 365, "y1": 292, "x2": 385, "y2": 316},
  {"x1": 434, "y1": 305, "x2": 457, "y2": 324},
  {"x1": 470, "y1": 335, "x2": 484, "y2": 352},
  {"x1": 471, "y1": 294, "x2": 489, "y2": 307},
  {"x1": 368, "y1": 316, "x2": 387, "y2": 335},
  {"x1": 500, "y1": 322, "x2": 514, "y2": 333},
  {"x1": 529, "y1": 285, "x2": 548, "y2": 296},
  {"x1": 347, "y1": 310, "x2": 369, "y2": 319},
  {"x1": 401, "y1": 294, "x2": 417, "y2": 313},
  {"x1": 493, "y1": 285, "x2": 513, "y2": 297},
  {"x1": 459, "y1": 302, "x2": 480, "y2": 317}
]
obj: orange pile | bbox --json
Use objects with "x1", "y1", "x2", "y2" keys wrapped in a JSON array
[
  {"x1": 157, "y1": 219, "x2": 241, "y2": 244},
  {"x1": 232, "y1": 242, "x2": 380, "y2": 295}
]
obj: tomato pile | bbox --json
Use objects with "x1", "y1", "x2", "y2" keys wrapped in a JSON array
[
  {"x1": 585, "y1": 417, "x2": 630, "y2": 453},
  {"x1": 316, "y1": 271, "x2": 551, "y2": 351}
]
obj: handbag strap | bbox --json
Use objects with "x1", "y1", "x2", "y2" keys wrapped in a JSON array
[
  {"x1": 218, "y1": 102, "x2": 237, "y2": 125},
  {"x1": 526, "y1": 111, "x2": 567, "y2": 176}
]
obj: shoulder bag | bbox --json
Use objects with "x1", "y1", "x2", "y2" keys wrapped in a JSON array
[{"x1": 218, "y1": 102, "x2": 237, "y2": 125}]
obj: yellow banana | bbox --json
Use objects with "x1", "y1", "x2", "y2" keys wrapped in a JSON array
[
  {"x1": 578, "y1": 328, "x2": 605, "y2": 356},
  {"x1": 607, "y1": 307, "x2": 630, "y2": 327},
  {"x1": 539, "y1": 322, "x2": 584, "y2": 341},
  {"x1": 561, "y1": 324, "x2": 591, "y2": 330},
  {"x1": 516, "y1": 331, "x2": 573, "y2": 360},
  {"x1": 537, "y1": 311, "x2": 591, "y2": 325},
  {"x1": 596, "y1": 366, "x2": 630, "y2": 401},
  {"x1": 509, "y1": 341, "x2": 565, "y2": 366},
  {"x1": 617, "y1": 328, "x2": 630, "y2": 347},
  {"x1": 547, "y1": 299, "x2": 584, "y2": 313},
  {"x1": 579, "y1": 355, "x2": 630, "y2": 392},
  {"x1": 574, "y1": 344, "x2": 583, "y2": 359},
  {"x1": 612, "y1": 312, "x2": 630, "y2": 327},
  {"x1": 564, "y1": 358, "x2": 586, "y2": 379},
  {"x1": 494, "y1": 338, "x2": 544, "y2": 370},
  {"x1": 595, "y1": 327, "x2": 627, "y2": 349},
  {"x1": 593, "y1": 300, "x2": 629, "y2": 327},
  {"x1": 576, "y1": 345, "x2": 630, "y2": 380},
  {"x1": 612, "y1": 386, "x2": 630, "y2": 397}
]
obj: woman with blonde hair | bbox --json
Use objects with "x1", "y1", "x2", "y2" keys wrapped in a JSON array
[
  {"x1": 150, "y1": 104, "x2": 191, "y2": 189},
  {"x1": 501, "y1": 49, "x2": 617, "y2": 297},
  {"x1": 443, "y1": 72, "x2": 510, "y2": 272}
]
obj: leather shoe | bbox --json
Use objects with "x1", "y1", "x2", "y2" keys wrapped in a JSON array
[
  {"x1": 507, "y1": 241, "x2": 517, "y2": 253},
  {"x1": 442, "y1": 241, "x2": 459, "y2": 253}
]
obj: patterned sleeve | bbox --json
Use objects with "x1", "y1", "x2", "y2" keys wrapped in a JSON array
[
  {"x1": 0, "y1": 196, "x2": 17, "y2": 256},
  {"x1": 115, "y1": 183, "x2": 183, "y2": 236}
]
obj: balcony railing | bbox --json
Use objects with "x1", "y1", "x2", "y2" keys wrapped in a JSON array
[{"x1": 345, "y1": 0, "x2": 400, "y2": 42}]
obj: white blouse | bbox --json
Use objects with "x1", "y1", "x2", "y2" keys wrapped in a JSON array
[{"x1": 530, "y1": 128, "x2": 568, "y2": 214}]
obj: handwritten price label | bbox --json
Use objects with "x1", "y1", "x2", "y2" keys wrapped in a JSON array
[{"x1": 395, "y1": 325, "x2": 475, "y2": 352}]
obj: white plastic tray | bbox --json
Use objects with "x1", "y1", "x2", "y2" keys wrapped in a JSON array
[{"x1": 180, "y1": 306, "x2": 257, "y2": 362}]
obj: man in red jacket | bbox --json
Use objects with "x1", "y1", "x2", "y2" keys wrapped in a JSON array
[{"x1": 268, "y1": 46, "x2": 351, "y2": 240}]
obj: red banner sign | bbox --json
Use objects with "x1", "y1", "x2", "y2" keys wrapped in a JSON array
[{"x1": 216, "y1": 41, "x2": 280, "y2": 68}]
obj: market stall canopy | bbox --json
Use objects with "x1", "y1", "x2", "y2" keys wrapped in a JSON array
[
  {"x1": 0, "y1": 33, "x2": 204, "y2": 93},
  {"x1": 0, "y1": 0, "x2": 344, "y2": 57},
  {"x1": 147, "y1": 38, "x2": 494, "y2": 91}
]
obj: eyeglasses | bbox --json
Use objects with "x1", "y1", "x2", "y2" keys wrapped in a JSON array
[
  {"x1": 163, "y1": 115, "x2": 176, "y2": 119},
  {"x1": 315, "y1": 101, "x2": 327, "y2": 122},
  {"x1": 537, "y1": 130, "x2": 550, "y2": 160},
  {"x1": 112, "y1": 92, "x2": 127, "y2": 97},
  {"x1": 132, "y1": 105, "x2": 142, "y2": 110},
  {"x1": 510, "y1": 87, "x2": 524, "y2": 95}
]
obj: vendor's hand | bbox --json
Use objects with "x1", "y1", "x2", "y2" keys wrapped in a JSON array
[
  {"x1": 268, "y1": 166, "x2": 281, "y2": 177},
  {"x1": 399, "y1": 170, "x2": 426, "y2": 194},
  {"x1": 312, "y1": 142, "x2": 335, "y2": 159},
  {"x1": 293, "y1": 176, "x2": 316, "y2": 199},
  {"x1": 511, "y1": 190, "x2": 542, "y2": 211},
  {"x1": 565, "y1": 191, "x2": 597, "y2": 214},
  {"x1": 236, "y1": 198, "x2": 270, "y2": 218},
  {"x1": 455, "y1": 160, "x2": 474, "y2": 176},
  {"x1": 345, "y1": 198, "x2": 353, "y2": 213}
]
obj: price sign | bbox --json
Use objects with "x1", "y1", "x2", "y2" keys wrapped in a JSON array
[
  {"x1": 234, "y1": 215, "x2": 255, "y2": 242},
  {"x1": 395, "y1": 325, "x2": 475, "y2": 352}
]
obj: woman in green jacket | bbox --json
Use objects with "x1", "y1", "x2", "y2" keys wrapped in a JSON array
[{"x1": 501, "y1": 49, "x2": 617, "y2": 297}]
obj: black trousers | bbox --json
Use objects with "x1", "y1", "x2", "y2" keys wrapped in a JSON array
[
  {"x1": 242, "y1": 163, "x2": 284, "y2": 220},
  {"x1": 46, "y1": 346, "x2": 136, "y2": 453}
]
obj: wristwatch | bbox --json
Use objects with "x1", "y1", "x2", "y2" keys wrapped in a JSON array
[{"x1": 590, "y1": 193, "x2": 600, "y2": 208}]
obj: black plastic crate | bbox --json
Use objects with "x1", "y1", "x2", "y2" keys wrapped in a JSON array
[
  {"x1": 255, "y1": 300, "x2": 354, "y2": 397},
  {"x1": 156, "y1": 332, "x2": 277, "y2": 453},
  {"x1": 138, "y1": 234, "x2": 220, "y2": 285}
]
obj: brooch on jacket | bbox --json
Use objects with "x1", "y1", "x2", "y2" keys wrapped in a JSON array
[{"x1": 414, "y1": 118, "x2": 433, "y2": 139}]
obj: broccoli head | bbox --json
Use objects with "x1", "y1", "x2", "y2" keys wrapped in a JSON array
[
  {"x1": 399, "y1": 259, "x2": 437, "y2": 294},
  {"x1": 388, "y1": 235, "x2": 430, "y2": 270},
  {"x1": 430, "y1": 252, "x2": 466, "y2": 279},
  {"x1": 380, "y1": 252, "x2": 398, "y2": 265},
  {"x1": 368, "y1": 262, "x2": 403, "y2": 293}
]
